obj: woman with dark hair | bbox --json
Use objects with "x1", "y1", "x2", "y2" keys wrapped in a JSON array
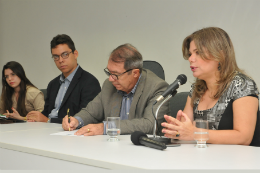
[
  {"x1": 161, "y1": 27, "x2": 260, "y2": 146},
  {"x1": 0, "y1": 61, "x2": 44, "y2": 121}
]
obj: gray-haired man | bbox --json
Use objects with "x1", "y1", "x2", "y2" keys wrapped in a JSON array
[{"x1": 62, "y1": 43, "x2": 169, "y2": 136}]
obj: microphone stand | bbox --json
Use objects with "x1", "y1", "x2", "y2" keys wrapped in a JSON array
[{"x1": 149, "y1": 90, "x2": 177, "y2": 144}]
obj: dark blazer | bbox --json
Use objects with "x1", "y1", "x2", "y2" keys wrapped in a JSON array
[{"x1": 41, "y1": 66, "x2": 101, "y2": 124}]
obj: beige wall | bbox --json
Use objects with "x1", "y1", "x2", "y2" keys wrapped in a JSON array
[{"x1": 0, "y1": 0, "x2": 259, "y2": 103}]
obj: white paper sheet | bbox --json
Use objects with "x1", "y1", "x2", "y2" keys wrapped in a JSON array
[{"x1": 50, "y1": 130, "x2": 83, "y2": 137}]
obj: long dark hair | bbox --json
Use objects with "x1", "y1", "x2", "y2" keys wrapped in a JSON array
[{"x1": 1, "y1": 61, "x2": 36, "y2": 117}]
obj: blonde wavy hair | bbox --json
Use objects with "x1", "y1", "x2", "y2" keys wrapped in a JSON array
[{"x1": 182, "y1": 27, "x2": 244, "y2": 103}]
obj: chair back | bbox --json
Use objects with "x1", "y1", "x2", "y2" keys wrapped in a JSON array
[
  {"x1": 143, "y1": 60, "x2": 165, "y2": 80},
  {"x1": 169, "y1": 92, "x2": 189, "y2": 118},
  {"x1": 40, "y1": 89, "x2": 47, "y2": 100}
]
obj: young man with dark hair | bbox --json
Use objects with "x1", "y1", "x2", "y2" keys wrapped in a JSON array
[{"x1": 27, "y1": 34, "x2": 101, "y2": 123}]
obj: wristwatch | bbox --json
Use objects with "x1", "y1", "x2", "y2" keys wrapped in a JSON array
[{"x1": 46, "y1": 118, "x2": 51, "y2": 123}]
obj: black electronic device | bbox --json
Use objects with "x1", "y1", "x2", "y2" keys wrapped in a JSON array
[{"x1": 131, "y1": 131, "x2": 167, "y2": 150}]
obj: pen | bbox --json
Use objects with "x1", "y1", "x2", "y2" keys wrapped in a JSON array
[{"x1": 67, "y1": 108, "x2": 70, "y2": 131}]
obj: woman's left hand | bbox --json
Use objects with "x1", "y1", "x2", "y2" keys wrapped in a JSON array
[
  {"x1": 5, "y1": 108, "x2": 24, "y2": 121},
  {"x1": 161, "y1": 110, "x2": 194, "y2": 140}
]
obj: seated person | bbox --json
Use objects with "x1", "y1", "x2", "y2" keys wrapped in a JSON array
[
  {"x1": 62, "y1": 43, "x2": 169, "y2": 135},
  {"x1": 26, "y1": 34, "x2": 101, "y2": 123},
  {"x1": 0, "y1": 61, "x2": 44, "y2": 120},
  {"x1": 161, "y1": 27, "x2": 260, "y2": 146}
]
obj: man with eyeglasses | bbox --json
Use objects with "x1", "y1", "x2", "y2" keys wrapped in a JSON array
[
  {"x1": 27, "y1": 34, "x2": 101, "y2": 123},
  {"x1": 62, "y1": 43, "x2": 169, "y2": 135}
]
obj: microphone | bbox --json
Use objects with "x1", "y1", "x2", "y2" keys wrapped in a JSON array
[
  {"x1": 155, "y1": 74, "x2": 187, "y2": 103},
  {"x1": 131, "y1": 131, "x2": 167, "y2": 150}
]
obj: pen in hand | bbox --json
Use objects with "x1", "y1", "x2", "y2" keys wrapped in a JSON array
[{"x1": 67, "y1": 108, "x2": 70, "y2": 131}]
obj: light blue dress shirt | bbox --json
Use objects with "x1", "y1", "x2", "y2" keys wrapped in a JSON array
[
  {"x1": 117, "y1": 74, "x2": 141, "y2": 120},
  {"x1": 48, "y1": 65, "x2": 79, "y2": 119}
]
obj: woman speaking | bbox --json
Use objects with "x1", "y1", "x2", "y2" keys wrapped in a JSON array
[{"x1": 162, "y1": 27, "x2": 259, "y2": 146}]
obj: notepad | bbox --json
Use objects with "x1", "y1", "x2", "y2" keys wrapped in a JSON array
[{"x1": 50, "y1": 130, "x2": 83, "y2": 137}]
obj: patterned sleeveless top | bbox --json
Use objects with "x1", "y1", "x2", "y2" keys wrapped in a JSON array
[{"x1": 189, "y1": 72, "x2": 259, "y2": 130}]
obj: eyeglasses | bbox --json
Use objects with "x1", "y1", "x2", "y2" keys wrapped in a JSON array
[
  {"x1": 104, "y1": 68, "x2": 133, "y2": 80},
  {"x1": 52, "y1": 51, "x2": 72, "y2": 61}
]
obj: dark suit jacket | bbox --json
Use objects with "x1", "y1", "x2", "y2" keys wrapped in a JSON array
[{"x1": 41, "y1": 66, "x2": 101, "y2": 124}]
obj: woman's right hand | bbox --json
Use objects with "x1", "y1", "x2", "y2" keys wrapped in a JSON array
[
  {"x1": 5, "y1": 108, "x2": 25, "y2": 120},
  {"x1": 161, "y1": 110, "x2": 194, "y2": 141}
]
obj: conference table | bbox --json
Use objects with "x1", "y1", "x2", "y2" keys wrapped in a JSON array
[{"x1": 0, "y1": 122, "x2": 259, "y2": 170}]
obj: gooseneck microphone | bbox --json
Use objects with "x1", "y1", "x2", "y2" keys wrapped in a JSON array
[
  {"x1": 150, "y1": 74, "x2": 187, "y2": 142},
  {"x1": 131, "y1": 131, "x2": 167, "y2": 150},
  {"x1": 155, "y1": 74, "x2": 187, "y2": 104}
]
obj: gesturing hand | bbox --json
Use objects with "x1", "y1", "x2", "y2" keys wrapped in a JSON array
[
  {"x1": 5, "y1": 108, "x2": 24, "y2": 120},
  {"x1": 161, "y1": 110, "x2": 194, "y2": 140}
]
